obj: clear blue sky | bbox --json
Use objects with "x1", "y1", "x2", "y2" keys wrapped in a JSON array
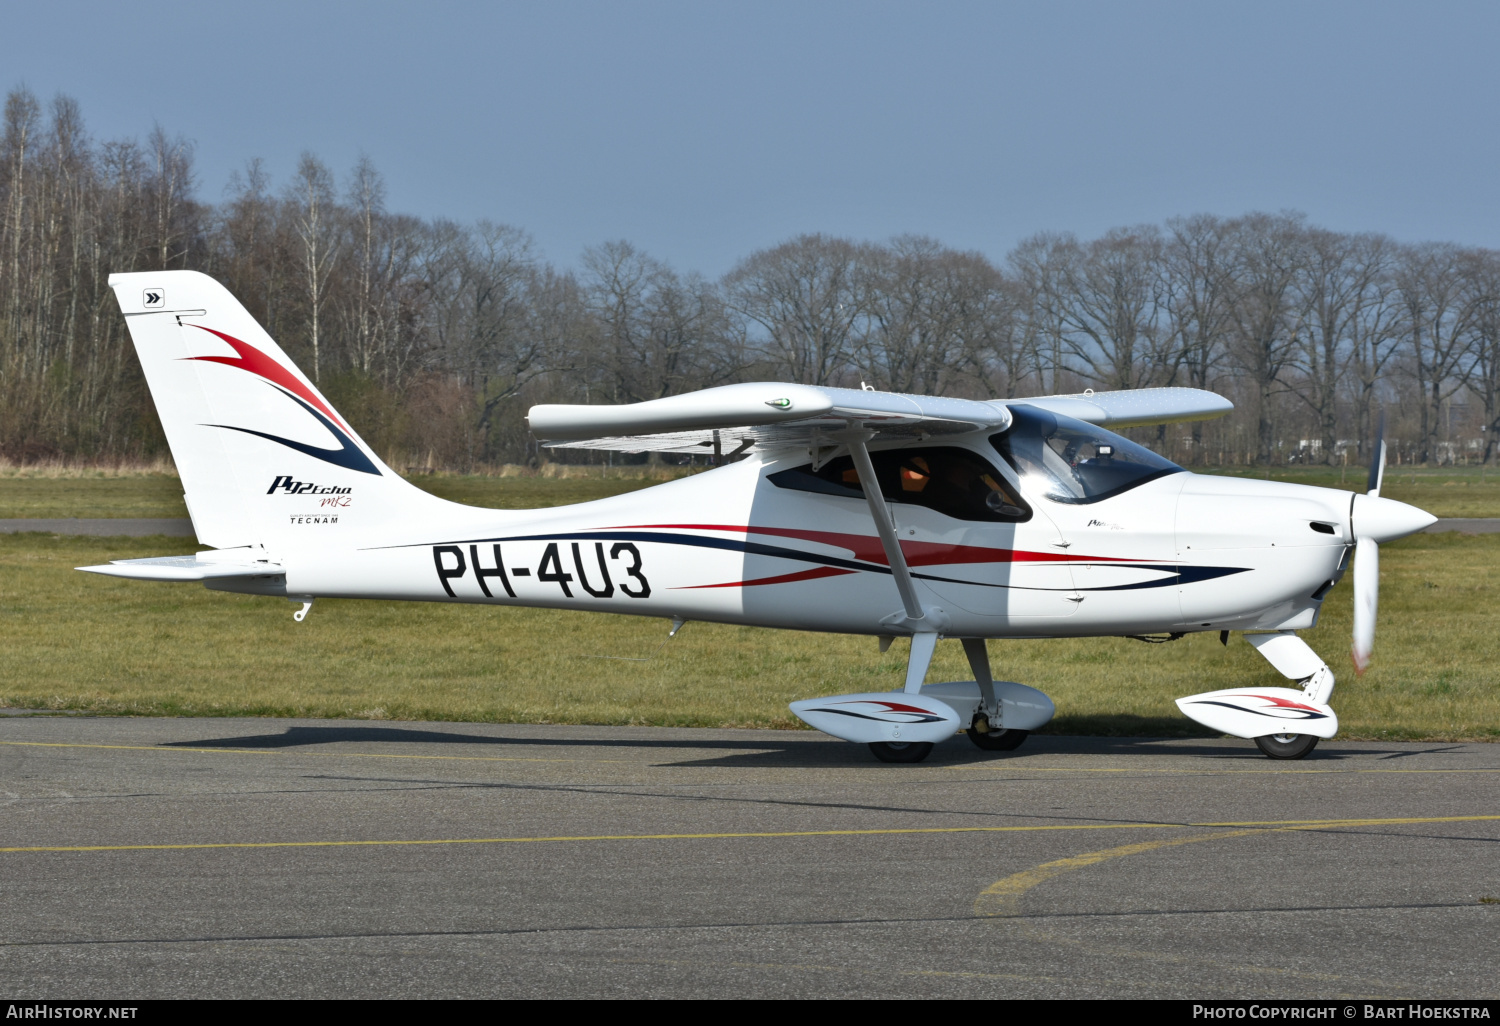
[{"x1": 4, "y1": 0, "x2": 1496, "y2": 276}]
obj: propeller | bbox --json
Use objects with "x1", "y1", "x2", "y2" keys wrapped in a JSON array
[{"x1": 1350, "y1": 414, "x2": 1385, "y2": 674}]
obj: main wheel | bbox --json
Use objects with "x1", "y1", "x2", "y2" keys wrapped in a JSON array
[
  {"x1": 868, "y1": 741, "x2": 934, "y2": 763},
  {"x1": 1254, "y1": 733, "x2": 1319, "y2": 760},
  {"x1": 966, "y1": 726, "x2": 1029, "y2": 752}
]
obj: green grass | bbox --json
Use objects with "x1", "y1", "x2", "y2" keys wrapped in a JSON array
[
  {"x1": 0, "y1": 471, "x2": 675, "y2": 519},
  {"x1": 0, "y1": 473, "x2": 190, "y2": 518},
  {"x1": 2, "y1": 465, "x2": 1494, "y2": 519},
  {"x1": 1, "y1": 532, "x2": 1495, "y2": 740},
  {"x1": 407, "y1": 471, "x2": 678, "y2": 510}
]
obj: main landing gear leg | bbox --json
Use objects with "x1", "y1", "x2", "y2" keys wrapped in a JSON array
[
  {"x1": 961, "y1": 638, "x2": 1029, "y2": 753},
  {"x1": 867, "y1": 632, "x2": 941, "y2": 764}
]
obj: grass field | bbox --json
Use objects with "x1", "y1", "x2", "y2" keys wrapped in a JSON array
[
  {"x1": 1196, "y1": 464, "x2": 1500, "y2": 518},
  {"x1": 0, "y1": 466, "x2": 682, "y2": 519},
  {"x1": 1, "y1": 530, "x2": 1495, "y2": 740},
  {"x1": 2, "y1": 463, "x2": 1496, "y2": 519}
]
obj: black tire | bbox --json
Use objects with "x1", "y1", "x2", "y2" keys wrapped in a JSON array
[
  {"x1": 1254, "y1": 733, "x2": 1319, "y2": 760},
  {"x1": 868, "y1": 741, "x2": 935, "y2": 763},
  {"x1": 966, "y1": 726, "x2": 1029, "y2": 752}
]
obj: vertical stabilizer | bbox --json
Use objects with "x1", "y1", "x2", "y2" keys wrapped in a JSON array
[{"x1": 110, "y1": 270, "x2": 444, "y2": 548}]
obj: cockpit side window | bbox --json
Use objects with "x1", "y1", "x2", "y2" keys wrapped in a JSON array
[
  {"x1": 767, "y1": 446, "x2": 1031, "y2": 522},
  {"x1": 990, "y1": 405, "x2": 1182, "y2": 504}
]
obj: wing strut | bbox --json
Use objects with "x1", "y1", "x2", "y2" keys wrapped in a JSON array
[
  {"x1": 842, "y1": 426, "x2": 923, "y2": 622},
  {"x1": 838, "y1": 424, "x2": 942, "y2": 695}
]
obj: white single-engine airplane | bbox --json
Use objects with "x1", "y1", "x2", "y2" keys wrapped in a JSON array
[{"x1": 82, "y1": 271, "x2": 1437, "y2": 762}]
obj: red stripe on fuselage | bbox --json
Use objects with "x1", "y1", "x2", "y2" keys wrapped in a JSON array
[
  {"x1": 617, "y1": 523, "x2": 1142, "y2": 567},
  {"x1": 674, "y1": 566, "x2": 856, "y2": 590}
]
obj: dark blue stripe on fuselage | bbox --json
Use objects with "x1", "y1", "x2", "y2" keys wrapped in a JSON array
[
  {"x1": 376, "y1": 529, "x2": 1249, "y2": 592},
  {"x1": 1072, "y1": 564, "x2": 1250, "y2": 590}
]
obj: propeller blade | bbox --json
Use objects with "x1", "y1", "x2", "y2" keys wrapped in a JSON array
[
  {"x1": 1366, "y1": 412, "x2": 1386, "y2": 497},
  {"x1": 1351, "y1": 538, "x2": 1379, "y2": 674}
]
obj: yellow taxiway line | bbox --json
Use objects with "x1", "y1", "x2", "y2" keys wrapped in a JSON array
[
  {"x1": 3, "y1": 814, "x2": 1495, "y2": 855},
  {"x1": 975, "y1": 814, "x2": 1500, "y2": 917}
]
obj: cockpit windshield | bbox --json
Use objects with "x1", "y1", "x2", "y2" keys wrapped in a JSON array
[{"x1": 990, "y1": 404, "x2": 1182, "y2": 504}]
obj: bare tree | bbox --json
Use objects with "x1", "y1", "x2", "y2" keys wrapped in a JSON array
[
  {"x1": 1225, "y1": 212, "x2": 1309, "y2": 464},
  {"x1": 581, "y1": 240, "x2": 658, "y2": 402},
  {"x1": 1163, "y1": 214, "x2": 1238, "y2": 451},
  {"x1": 1463, "y1": 248, "x2": 1500, "y2": 464},
  {"x1": 1049, "y1": 226, "x2": 1170, "y2": 391},
  {"x1": 1395, "y1": 244, "x2": 1482, "y2": 462},
  {"x1": 288, "y1": 152, "x2": 339, "y2": 382},
  {"x1": 956, "y1": 261, "x2": 1032, "y2": 399},
  {"x1": 1, "y1": 87, "x2": 41, "y2": 355},
  {"x1": 146, "y1": 124, "x2": 195, "y2": 270},
  {"x1": 1007, "y1": 233, "x2": 1074, "y2": 394},
  {"x1": 5, "y1": 88, "x2": 1496, "y2": 473},
  {"x1": 1344, "y1": 244, "x2": 1406, "y2": 459},
  {"x1": 1290, "y1": 230, "x2": 1392, "y2": 462},
  {"x1": 723, "y1": 234, "x2": 866, "y2": 385}
]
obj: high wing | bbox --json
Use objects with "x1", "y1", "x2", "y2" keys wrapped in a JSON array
[
  {"x1": 530, "y1": 383, "x2": 1232, "y2": 453},
  {"x1": 1015, "y1": 386, "x2": 1233, "y2": 429},
  {"x1": 530, "y1": 382, "x2": 1014, "y2": 453}
]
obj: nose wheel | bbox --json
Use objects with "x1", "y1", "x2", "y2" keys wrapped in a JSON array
[{"x1": 1254, "y1": 733, "x2": 1319, "y2": 760}]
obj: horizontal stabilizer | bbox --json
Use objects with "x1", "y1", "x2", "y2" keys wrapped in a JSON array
[
  {"x1": 1014, "y1": 387, "x2": 1232, "y2": 428},
  {"x1": 77, "y1": 554, "x2": 283, "y2": 582}
]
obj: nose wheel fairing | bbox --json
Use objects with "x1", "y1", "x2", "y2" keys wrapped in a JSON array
[
  {"x1": 1175, "y1": 686, "x2": 1338, "y2": 740},
  {"x1": 1177, "y1": 630, "x2": 1339, "y2": 741}
]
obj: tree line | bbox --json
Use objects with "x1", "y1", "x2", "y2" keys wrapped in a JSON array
[{"x1": 3, "y1": 87, "x2": 1496, "y2": 470}]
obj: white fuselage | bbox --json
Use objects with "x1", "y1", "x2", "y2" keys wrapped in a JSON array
[{"x1": 267, "y1": 435, "x2": 1353, "y2": 641}]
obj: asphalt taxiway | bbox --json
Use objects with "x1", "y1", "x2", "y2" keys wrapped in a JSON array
[{"x1": 1, "y1": 716, "x2": 1495, "y2": 999}]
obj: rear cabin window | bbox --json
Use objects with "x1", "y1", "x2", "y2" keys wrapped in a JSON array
[{"x1": 767, "y1": 446, "x2": 1031, "y2": 523}]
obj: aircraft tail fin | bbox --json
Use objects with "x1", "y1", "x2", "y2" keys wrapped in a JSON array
[{"x1": 109, "y1": 270, "x2": 447, "y2": 549}]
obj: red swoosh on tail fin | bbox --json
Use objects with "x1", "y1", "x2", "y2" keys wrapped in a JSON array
[{"x1": 182, "y1": 325, "x2": 350, "y2": 432}]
